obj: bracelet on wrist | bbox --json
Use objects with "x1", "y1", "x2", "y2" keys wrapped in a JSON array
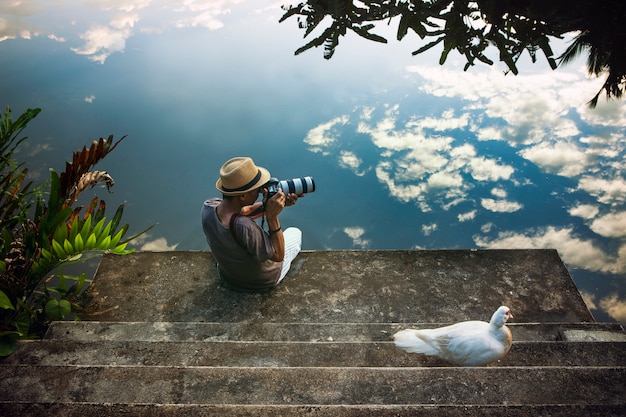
[{"x1": 268, "y1": 227, "x2": 282, "y2": 235}]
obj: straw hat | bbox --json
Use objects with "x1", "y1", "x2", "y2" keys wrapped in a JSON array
[{"x1": 216, "y1": 157, "x2": 271, "y2": 196}]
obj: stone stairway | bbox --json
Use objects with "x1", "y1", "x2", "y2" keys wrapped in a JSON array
[{"x1": 1, "y1": 250, "x2": 625, "y2": 416}]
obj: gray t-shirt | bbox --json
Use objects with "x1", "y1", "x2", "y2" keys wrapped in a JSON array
[{"x1": 201, "y1": 198, "x2": 282, "y2": 291}]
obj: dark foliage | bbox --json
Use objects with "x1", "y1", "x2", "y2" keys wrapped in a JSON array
[{"x1": 281, "y1": 0, "x2": 626, "y2": 107}]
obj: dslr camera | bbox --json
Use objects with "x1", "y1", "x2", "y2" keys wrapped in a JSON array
[
  {"x1": 243, "y1": 176, "x2": 316, "y2": 218},
  {"x1": 266, "y1": 176, "x2": 316, "y2": 198}
]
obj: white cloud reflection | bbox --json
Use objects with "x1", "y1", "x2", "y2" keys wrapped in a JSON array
[
  {"x1": 339, "y1": 151, "x2": 366, "y2": 176},
  {"x1": 590, "y1": 212, "x2": 626, "y2": 238},
  {"x1": 172, "y1": 0, "x2": 243, "y2": 30},
  {"x1": 71, "y1": 23, "x2": 133, "y2": 63},
  {"x1": 313, "y1": 104, "x2": 517, "y2": 211},
  {"x1": 579, "y1": 291, "x2": 626, "y2": 323},
  {"x1": 480, "y1": 198, "x2": 523, "y2": 213},
  {"x1": 458, "y1": 210, "x2": 476, "y2": 222},
  {"x1": 343, "y1": 226, "x2": 370, "y2": 249},
  {"x1": 569, "y1": 204, "x2": 599, "y2": 220},
  {"x1": 135, "y1": 234, "x2": 179, "y2": 252},
  {"x1": 520, "y1": 141, "x2": 590, "y2": 177},
  {"x1": 473, "y1": 226, "x2": 626, "y2": 275},
  {"x1": 599, "y1": 293, "x2": 626, "y2": 323},
  {"x1": 1, "y1": 0, "x2": 248, "y2": 62},
  {"x1": 302, "y1": 50, "x2": 625, "y2": 312},
  {"x1": 578, "y1": 177, "x2": 626, "y2": 206},
  {"x1": 304, "y1": 115, "x2": 349, "y2": 154},
  {"x1": 422, "y1": 223, "x2": 437, "y2": 236}
]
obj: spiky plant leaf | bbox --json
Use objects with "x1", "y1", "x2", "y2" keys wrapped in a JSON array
[
  {"x1": 91, "y1": 217, "x2": 106, "y2": 240},
  {"x1": 109, "y1": 204, "x2": 125, "y2": 236},
  {"x1": 85, "y1": 233, "x2": 97, "y2": 250},
  {"x1": 63, "y1": 239, "x2": 73, "y2": 257},
  {"x1": 51, "y1": 240, "x2": 67, "y2": 259},
  {"x1": 109, "y1": 224, "x2": 128, "y2": 248},
  {"x1": 74, "y1": 233, "x2": 84, "y2": 253},
  {"x1": 96, "y1": 221, "x2": 113, "y2": 246},
  {"x1": 98, "y1": 235, "x2": 111, "y2": 249},
  {"x1": 53, "y1": 222, "x2": 68, "y2": 244},
  {"x1": 68, "y1": 215, "x2": 80, "y2": 244},
  {"x1": 80, "y1": 214, "x2": 92, "y2": 242},
  {"x1": 111, "y1": 242, "x2": 132, "y2": 255}
]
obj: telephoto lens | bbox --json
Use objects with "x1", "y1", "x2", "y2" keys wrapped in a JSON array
[{"x1": 278, "y1": 176, "x2": 315, "y2": 195}]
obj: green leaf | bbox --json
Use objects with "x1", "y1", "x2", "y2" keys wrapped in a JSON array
[
  {"x1": 109, "y1": 204, "x2": 125, "y2": 235},
  {"x1": 0, "y1": 290, "x2": 14, "y2": 310},
  {"x1": 43, "y1": 206, "x2": 72, "y2": 236},
  {"x1": 109, "y1": 224, "x2": 128, "y2": 248},
  {"x1": 411, "y1": 15, "x2": 429, "y2": 39},
  {"x1": 74, "y1": 272, "x2": 88, "y2": 294},
  {"x1": 0, "y1": 334, "x2": 18, "y2": 357},
  {"x1": 111, "y1": 242, "x2": 130, "y2": 254},
  {"x1": 85, "y1": 233, "x2": 97, "y2": 250},
  {"x1": 31, "y1": 257, "x2": 54, "y2": 276},
  {"x1": 80, "y1": 214, "x2": 92, "y2": 241},
  {"x1": 74, "y1": 233, "x2": 84, "y2": 252},
  {"x1": 352, "y1": 24, "x2": 387, "y2": 44},
  {"x1": 45, "y1": 299, "x2": 72, "y2": 320},
  {"x1": 295, "y1": 26, "x2": 333, "y2": 56},
  {"x1": 98, "y1": 235, "x2": 112, "y2": 249},
  {"x1": 15, "y1": 311, "x2": 31, "y2": 335},
  {"x1": 12, "y1": 108, "x2": 41, "y2": 134},
  {"x1": 58, "y1": 273, "x2": 67, "y2": 292},
  {"x1": 41, "y1": 247, "x2": 54, "y2": 261},
  {"x1": 47, "y1": 169, "x2": 62, "y2": 215},
  {"x1": 63, "y1": 239, "x2": 74, "y2": 256},
  {"x1": 67, "y1": 253, "x2": 83, "y2": 262},
  {"x1": 397, "y1": 14, "x2": 409, "y2": 40},
  {"x1": 97, "y1": 220, "x2": 113, "y2": 245},
  {"x1": 68, "y1": 216, "x2": 80, "y2": 243},
  {"x1": 412, "y1": 36, "x2": 444, "y2": 56},
  {"x1": 476, "y1": 53, "x2": 494, "y2": 66},
  {"x1": 52, "y1": 239, "x2": 67, "y2": 259},
  {"x1": 121, "y1": 223, "x2": 156, "y2": 244},
  {"x1": 53, "y1": 223, "x2": 68, "y2": 244},
  {"x1": 439, "y1": 38, "x2": 454, "y2": 65},
  {"x1": 91, "y1": 217, "x2": 106, "y2": 238}
]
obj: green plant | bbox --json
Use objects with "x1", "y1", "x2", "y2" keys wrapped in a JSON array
[{"x1": 0, "y1": 105, "x2": 149, "y2": 356}]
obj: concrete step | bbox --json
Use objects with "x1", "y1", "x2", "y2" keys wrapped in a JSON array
[
  {"x1": 1, "y1": 365, "x2": 624, "y2": 406},
  {"x1": 2, "y1": 250, "x2": 624, "y2": 416},
  {"x1": 3, "y1": 339, "x2": 626, "y2": 368},
  {"x1": 80, "y1": 250, "x2": 594, "y2": 323},
  {"x1": 44, "y1": 320, "x2": 626, "y2": 342},
  {"x1": 2, "y1": 403, "x2": 626, "y2": 417}
]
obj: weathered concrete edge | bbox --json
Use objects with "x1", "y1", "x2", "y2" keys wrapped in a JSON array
[{"x1": 81, "y1": 249, "x2": 594, "y2": 324}]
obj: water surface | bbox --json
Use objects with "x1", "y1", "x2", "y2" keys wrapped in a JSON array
[{"x1": 1, "y1": 1, "x2": 624, "y2": 324}]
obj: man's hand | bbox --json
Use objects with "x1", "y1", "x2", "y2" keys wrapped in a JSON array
[
  {"x1": 263, "y1": 189, "x2": 286, "y2": 220},
  {"x1": 284, "y1": 192, "x2": 302, "y2": 207}
]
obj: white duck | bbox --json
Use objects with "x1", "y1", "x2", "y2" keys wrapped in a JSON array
[{"x1": 393, "y1": 306, "x2": 513, "y2": 366}]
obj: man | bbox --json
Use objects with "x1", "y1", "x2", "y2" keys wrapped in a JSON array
[{"x1": 202, "y1": 157, "x2": 302, "y2": 292}]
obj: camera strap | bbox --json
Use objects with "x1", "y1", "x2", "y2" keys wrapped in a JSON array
[
  {"x1": 229, "y1": 214, "x2": 244, "y2": 248},
  {"x1": 229, "y1": 212, "x2": 268, "y2": 249}
]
